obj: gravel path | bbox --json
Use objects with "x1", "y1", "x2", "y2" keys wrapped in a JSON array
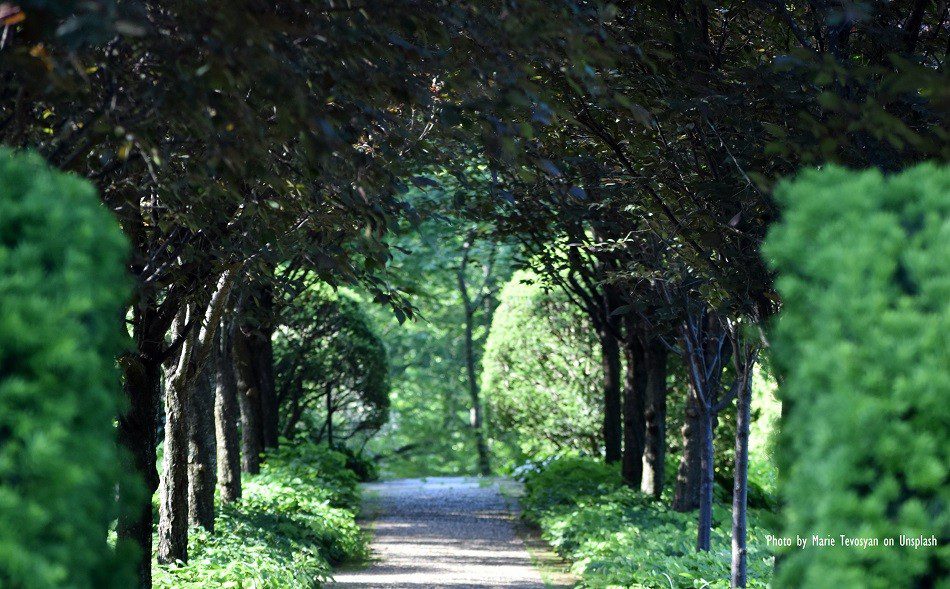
[{"x1": 330, "y1": 477, "x2": 547, "y2": 589}]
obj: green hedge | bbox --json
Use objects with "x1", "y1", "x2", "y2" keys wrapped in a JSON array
[
  {"x1": 0, "y1": 149, "x2": 134, "y2": 588},
  {"x1": 519, "y1": 456, "x2": 774, "y2": 588},
  {"x1": 765, "y1": 164, "x2": 949, "y2": 588},
  {"x1": 153, "y1": 444, "x2": 368, "y2": 588}
]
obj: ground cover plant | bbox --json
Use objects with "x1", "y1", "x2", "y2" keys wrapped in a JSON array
[
  {"x1": 153, "y1": 444, "x2": 367, "y2": 588},
  {"x1": 520, "y1": 456, "x2": 775, "y2": 589}
]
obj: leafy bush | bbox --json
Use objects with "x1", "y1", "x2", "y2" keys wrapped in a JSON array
[
  {"x1": 0, "y1": 150, "x2": 135, "y2": 588},
  {"x1": 482, "y1": 271, "x2": 603, "y2": 461},
  {"x1": 765, "y1": 164, "x2": 949, "y2": 588},
  {"x1": 519, "y1": 455, "x2": 623, "y2": 516},
  {"x1": 521, "y1": 456, "x2": 775, "y2": 588},
  {"x1": 154, "y1": 443, "x2": 367, "y2": 588}
]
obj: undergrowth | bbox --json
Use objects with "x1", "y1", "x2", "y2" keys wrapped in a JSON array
[
  {"x1": 153, "y1": 443, "x2": 367, "y2": 588},
  {"x1": 519, "y1": 455, "x2": 776, "y2": 589}
]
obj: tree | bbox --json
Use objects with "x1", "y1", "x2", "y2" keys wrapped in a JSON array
[
  {"x1": 275, "y1": 283, "x2": 390, "y2": 447},
  {"x1": 0, "y1": 149, "x2": 134, "y2": 588},
  {"x1": 458, "y1": 227, "x2": 501, "y2": 475}
]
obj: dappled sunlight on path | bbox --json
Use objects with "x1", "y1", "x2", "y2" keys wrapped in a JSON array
[{"x1": 330, "y1": 477, "x2": 546, "y2": 588}]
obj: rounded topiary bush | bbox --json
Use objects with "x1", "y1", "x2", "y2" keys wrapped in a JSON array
[
  {"x1": 481, "y1": 271, "x2": 603, "y2": 461},
  {"x1": 0, "y1": 149, "x2": 134, "y2": 588},
  {"x1": 764, "y1": 164, "x2": 949, "y2": 588}
]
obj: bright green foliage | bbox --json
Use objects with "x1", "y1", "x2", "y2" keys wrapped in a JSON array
[
  {"x1": 521, "y1": 457, "x2": 774, "y2": 589},
  {"x1": 361, "y1": 202, "x2": 515, "y2": 478},
  {"x1": 0, "y1": 150, "x2": 134, "y2": 588},
  {"x1": 482, "y1": 272, "x2": 602, "y2": 463},
  {"x1": 765, "y1": 164, "x2": 950, "y2": 588},
  {"x1": 153, "y1": 444, "x2": 367, "y2": 588}
]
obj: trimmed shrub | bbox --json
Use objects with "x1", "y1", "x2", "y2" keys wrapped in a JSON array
[
  {"x1": 0, "y1": 149, "x2": 134, "y2": 588},
  {"x1": 764, "y1": 164, "x2": 949, "y2": 588},
  {"x1": 482, "y1": 271, "x2": 603, "y2": 460}
]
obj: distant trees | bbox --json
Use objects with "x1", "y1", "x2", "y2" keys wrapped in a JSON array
[
  {"x1": 0, "y1": 150, "x2": 134, "y2": 588},
  {"x1": 275, "y1": 283, "x2": 390, "y2": 446},
  {"x1": 766, "y1": 165, "x2": 949, "y2": 588}
]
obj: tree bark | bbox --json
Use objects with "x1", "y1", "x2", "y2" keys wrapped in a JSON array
[
  {"x1": 157, "y1": 271, "x2": 233, "y2": 564},
  {"x1": 731, "y1": 358, "x2": 755, "y2": 587},
  {"x1": 673, "y1": 381, "x2": 702, "y2": 512},
  {"x1": 253, "y1": 288, "x2": 279, "y2": 449},
  {"x1": 641, "y1": 341, "x2": 668, "y2": 498},
  {"x1": 326, "y1": 385, "x2": 334, "y2": 447},
  {"x1": 621, "y1": 319, "x2": 647, "y2": 488},
  {"x1": 215, "y1": 319, "x2": 242, "y2": 503},
  {"x1": 117, "y1": 322, "x2": 163, "y2": 589},
  {"x1": 157, "y1": 322, "x2": 193, "y2": 564},
  {"x1": 234, "y1": 325, "x2": 264, "y2": 473},
  {"x1": 600, "y1": 329, "x2": 623, "y2": 463},
  {"x1": 187, "y1": 363, "x2": 216, "y2": 531},
  {"x1": 463, "y1": 307, "x2": 492, "y2": 475},
  {"x1": 697, "y1": 408, "x2": 715, "y2": 551}
]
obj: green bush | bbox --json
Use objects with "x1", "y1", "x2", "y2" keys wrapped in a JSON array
[
  {"x1": 764, "y1": 164, "x2": 949, "y2": 588},
  {"x1": 519, "y1": 455, "x2": 623, "y2": 516},
  {"x1": 0, "y1": 150, "x2": 134, "y2": 588},
  {"x1": 521, "y1": 457, "x2": 775, "y2": 588},
  {"x1": 154, "y1": 443, "x2": 367, "y2": 588},
  {"x1": 482, "y1": 271, "x2": 603, "y2": 461}
]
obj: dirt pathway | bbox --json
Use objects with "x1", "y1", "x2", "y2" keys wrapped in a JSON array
[{"x1": 330, "y1": 477, "x2": 548, "y2": 588}]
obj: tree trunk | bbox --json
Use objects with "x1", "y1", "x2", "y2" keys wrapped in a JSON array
[
  {"x1": 117, "y1": 336, "x2": 163, "y2": 589},
  {"x1": 641, "y1": 341, "x2": 668, "y2": 498},
  {"x1": 234, "y1": 326, "x2": 264, "y2": 474},
  {"x1": 157, "y1": 359, "x2": 191, "y2": 563},
  {"x1": 621, "y1": 320, "x2": 647, "y2": 488},
  {"x1": 187, "y1": 363, "x2": 216, "y2": 531},
  {"x1": 255, "y1": 320, "x2": 279, "y2": 449},
  {"x1": 697, "y1": 409, "x2": 715, "y2": 551},
  {"x1": 673, "y1": 381, "x2": 702, "y2": 512},
  {"x1": 215, "y1": 320, "x2": 242, "y2": 503},
  {"x1": 326, "y1": 385, "x2": 334, "y2": 447},
  {"x1": 464, "y1": 308, "x2": 492, "y2": 475},
  {"x1": 600, "y1": 329, "x2": 623, "y2": 463},
  {"x1": 731, "y1": 362, "x2": 754, "y2": 587}
]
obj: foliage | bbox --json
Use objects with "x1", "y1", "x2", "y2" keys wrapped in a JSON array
[
  {"x1": 518, "y1": 455, "x2": 623, "y2": 516},
  {"x1": 765, "y1": 164, "x2": 950, "y2": 588},
  {"x1": 0, "y1": 150, "x2": 134, "y2": 588},
  {"x1": 482, "y1": 272, "x2": 603, "y2": 464},
  {"x1": 362, "y1": 198, "x2": 515, "y2": 478},
  {"x1": 521, "y1": 456, "x2": 775, "y2": 589},
  {"x1": 275, "y1": 283, "x2": 390, "y2": 444},
  {"x1": 153, "y1": 444, "x2": 366, "y2": 588}
]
